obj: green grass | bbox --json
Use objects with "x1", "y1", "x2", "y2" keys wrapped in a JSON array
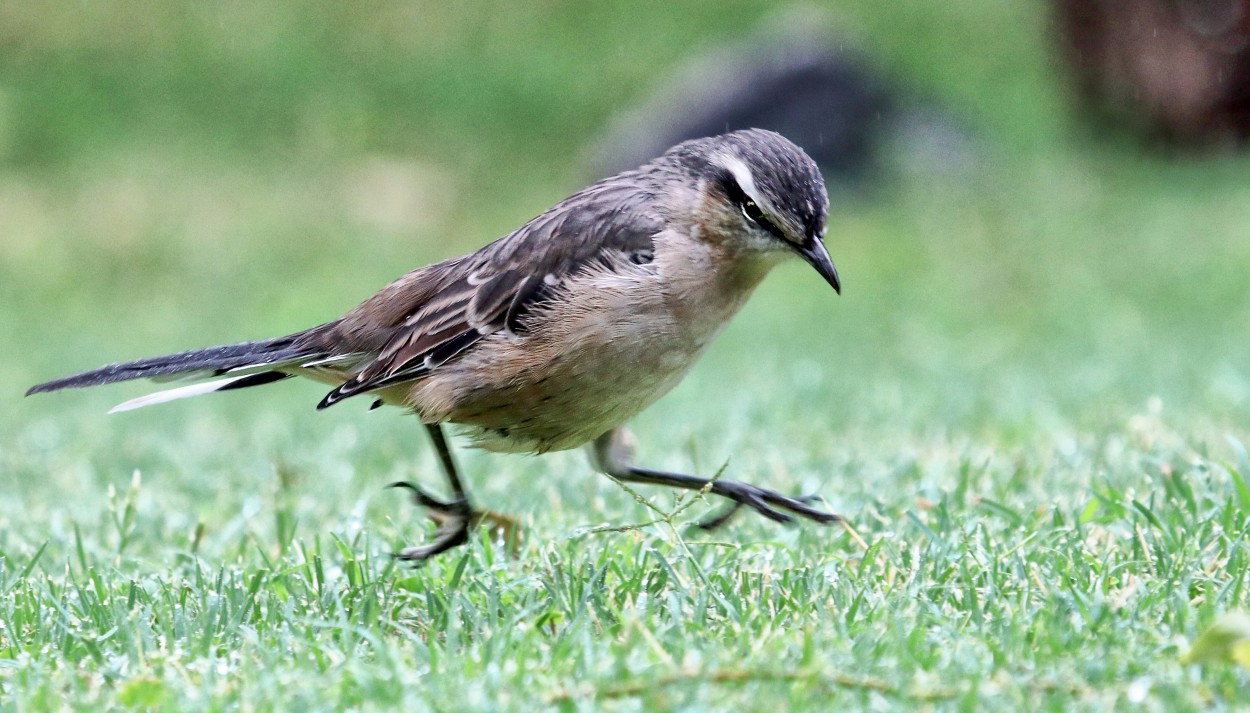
[{"x1": 3, "y1": 2, "x2": 1250, "y2": 710}]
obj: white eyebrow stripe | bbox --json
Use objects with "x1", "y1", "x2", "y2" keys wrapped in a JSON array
[{"x1": 718, "y1": 154, "x2": 764, "y2": 207}]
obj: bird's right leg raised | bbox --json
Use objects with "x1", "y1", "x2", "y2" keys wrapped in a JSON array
[{"x1": 590, "y1": 427, "x2": 840, "y2": 529}]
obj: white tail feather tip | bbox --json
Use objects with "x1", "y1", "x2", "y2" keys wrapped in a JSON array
[{"x1": 108, "y1": 375, "x2": 253, "y2": 414}]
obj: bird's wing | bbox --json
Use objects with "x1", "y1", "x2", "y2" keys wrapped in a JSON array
[{"x1": 315, "y1": 175, "x2": 661, "y2": 408}]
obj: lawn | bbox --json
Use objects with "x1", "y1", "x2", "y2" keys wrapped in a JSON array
[{"x1": 2, "y1": 2, "x2": 1249, "y2": 710}]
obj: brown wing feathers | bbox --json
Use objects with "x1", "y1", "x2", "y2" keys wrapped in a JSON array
[
  {"x1": 314, "y1": 268, "x2": 532, "y2": 408},
  {"x1": 315, "y1": 176, "x2": 663, "y2": 409}
]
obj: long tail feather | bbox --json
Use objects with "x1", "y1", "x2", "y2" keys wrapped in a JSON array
[{"x1": 26, "y1": 335, "x2": 317, "y2": 396}]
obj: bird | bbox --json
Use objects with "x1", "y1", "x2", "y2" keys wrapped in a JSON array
[{"x1": 27, "y1": 128, "x2": 842, "y2": 561}]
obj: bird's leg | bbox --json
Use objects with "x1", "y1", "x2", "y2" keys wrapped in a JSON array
[
  {"x1": 390, "y1": 423, "x2": 520, "y2": 562},
  {"x1": 590, "y1": 428, "x2": 840, "y2": 530},
  {"x1": 388, "y1": 423, "x2": 477, "y2": 561}
]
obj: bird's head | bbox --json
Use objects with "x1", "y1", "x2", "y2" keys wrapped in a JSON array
[{"x1": 665, "y1": 129, "x2": 840, "y2": 294}]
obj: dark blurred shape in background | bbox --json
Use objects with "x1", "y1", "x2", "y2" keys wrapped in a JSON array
[
  {"x1": 585, "y1": 8, "x2": 897, "y2": 192},
  {"x1": 1053, "y1": 0, "x2": 1250, "y2": 148}
]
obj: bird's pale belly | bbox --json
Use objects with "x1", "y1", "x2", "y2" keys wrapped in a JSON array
[
  {"x1": 404, "y1": 285, "x2": 750, "y2": 452},
  {"x1": 439, "y1": 325, "x2": 712, "y2": 454}
]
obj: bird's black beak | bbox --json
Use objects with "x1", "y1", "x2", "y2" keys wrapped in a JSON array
[{"x1": 796, "y1": 238, "x2": 841, "y2": 294}]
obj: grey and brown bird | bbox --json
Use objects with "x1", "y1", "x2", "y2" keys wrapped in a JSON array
[{"x1": 27, "y1": 128, "x2": 842, "y2": 560}]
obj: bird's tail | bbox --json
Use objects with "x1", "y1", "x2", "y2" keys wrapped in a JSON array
[{"x1": 25, "y1": 332, "x2": 338, "y2": 412}]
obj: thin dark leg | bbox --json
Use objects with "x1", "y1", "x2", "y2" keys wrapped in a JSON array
[
  {"x1": 425, "y1": 423, "x2": 468, "y2": 500},
  {"x1": 389, "y1": 423, "x2": 477, "y2": 562},
  {"x1": 591, "y1": 428, "x2": 840, "y2": 530},
  {"x1": 615, "y1": 466, "x2": 839, "y2": 528}
]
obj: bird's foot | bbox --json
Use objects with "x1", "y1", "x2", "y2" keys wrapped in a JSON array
[
  {"x1": 388, "y1": 481, "x2": 473, "y2": 561},
  {"x1": 697, "y1": 481, "x2": 838, "y2": 531},
  {"x1": 387, "y1": 481, "x2": 522, "y2": 561}
]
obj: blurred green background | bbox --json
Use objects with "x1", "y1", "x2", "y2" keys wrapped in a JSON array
[
  {"x1": 2, "y1": 1, "x2": 1250, "y2": 708},
  {"x1": 4, "y1": 1, "x2": 1247, "y2": 443},
  {"x1": 9, "y1": 1, "x2": 1250, "y2": 445}
]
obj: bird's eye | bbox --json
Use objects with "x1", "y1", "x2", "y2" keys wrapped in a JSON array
[
  {"x1": 720, "y1": 171, "x2": 788, "y2": 241},
  {"x1": 740, "y1": 199, "x2": 767, "y2": 226},
  {"x1": 739, "y1": 199, "x2": 786, "y2": 240}
]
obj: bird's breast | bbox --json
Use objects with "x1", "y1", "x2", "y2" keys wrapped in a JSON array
[{"x1": 405, "y1": 241, "x2": 776, "y2": 453}]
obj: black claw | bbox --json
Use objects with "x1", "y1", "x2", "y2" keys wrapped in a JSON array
[
  {"x1": 696, "y1": 491, "x2": 834, "y2": 530},
  {"x1": 695, "y1": 482, "x2": 840, "y2": 527},
  {"x1": 387, "y1": 480, "x2": 474, "y2": 520},
  {"x1": 776, "y1": 494, "x2": 840, "y2": 524},
  {"x1": 387, "y1": 480, "x2": 457, "y2": 512},
  {"x1": 393, "y1": 517, "x2": 472, "y2": 563},
  {"x1": 713, "y1": 481, "x2": 823, "y2": 525},
  {"x1": 744, "y1": 486, "x2": 839, "y2": 525},
  {"x1": 702, "y1": 483, "x2": 838, "y2": 527},
  {"x1": 739, "y1": 492, "x2": 792, "y2": 524},
  {"x1": 386, "y1": 480, "x2": 425, "y2": 494},
  {"x1": 387, "y1": 479, "x2": 478, "y2": 564}
]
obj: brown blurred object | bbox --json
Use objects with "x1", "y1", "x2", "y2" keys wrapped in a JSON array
[{"x1": 1054, "y1": 0, "x2": 1250, "y2": 147}]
